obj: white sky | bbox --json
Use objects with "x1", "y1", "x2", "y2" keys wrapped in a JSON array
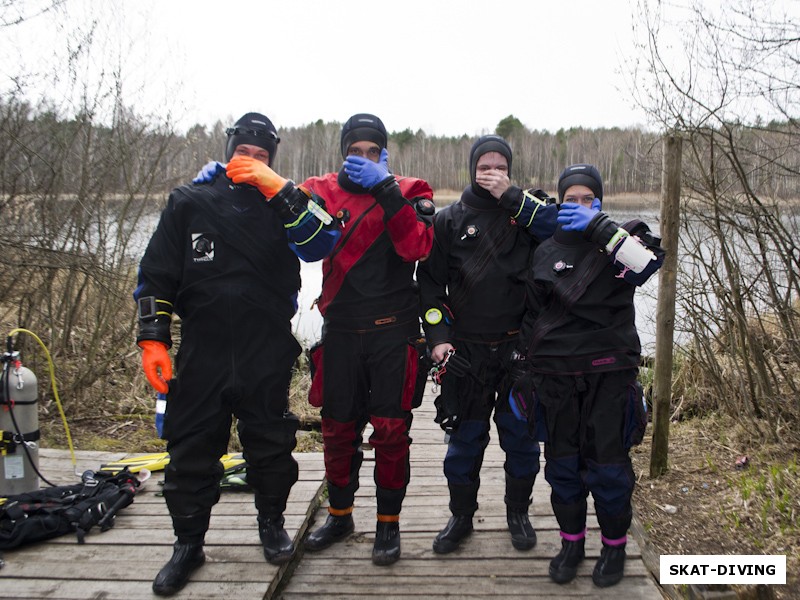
[
  {"x1": 2, "y1": 0, "x2": 795, "y2": 136},
  {"x1": 145, "y1": 0, "x2": 649, "y2": 136}
]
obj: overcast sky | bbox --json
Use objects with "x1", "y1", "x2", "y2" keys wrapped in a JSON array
[{"x1": 3, "y1": 0, "x2": 794, "y2": 137}]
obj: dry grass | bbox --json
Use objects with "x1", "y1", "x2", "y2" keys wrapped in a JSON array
[{"x1": 632, "y1": 416, "x2": 799, "y2": 599}]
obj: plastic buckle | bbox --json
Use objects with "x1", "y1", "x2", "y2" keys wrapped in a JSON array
[{"x1": 137, "y1": 296, "x2": 157, "y2": 320}]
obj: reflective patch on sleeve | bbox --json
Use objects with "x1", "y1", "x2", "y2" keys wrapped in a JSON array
[
  {"x1": 425, "y1": 308, "x2": 443, "y2": 325},
  {"x1": 416, "y1": 198, "x2": 435, "y2": 216}
]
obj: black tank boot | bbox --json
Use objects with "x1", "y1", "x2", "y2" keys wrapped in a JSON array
[
  {"x1": 507, "y1": 509, "x2": 537, "y2": 550},
  {"x1": 549, "y1": 537, "x2": 586, "y2": 584},
  {"x1": 432, "y1": 515, "x2": 473, "y2": 554},
  {"x1": 593, "y1": 543, "x2": 626, "y2": 587},
  {"x1": 505, "y1": 473, "x2": 537, "y2": 550},
  {"x1": 304, "y1": 512, "x2": 355, "y2": 551},
  {"x1": 152, "y1": 541, "x2": 205, "y2": 596},
  {"x1": 372, "y1": 519, "x2": 401, "y2": 566},
  {"x1": 258, "y1": 515, "x2": 295, "y2": 565}
]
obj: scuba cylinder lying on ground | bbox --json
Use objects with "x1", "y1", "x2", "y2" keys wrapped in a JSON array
[{"x1": 0, "y1": 351, "x2": 40, "y2": 496}]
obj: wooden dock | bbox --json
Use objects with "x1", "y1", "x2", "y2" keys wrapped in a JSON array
[{"x1": 1, "y1": 387, "x2": 663, "y2": 599}]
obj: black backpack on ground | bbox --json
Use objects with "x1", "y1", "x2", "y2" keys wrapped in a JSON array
[{"x1": 0, "y1": 468, "x2": 141, "y2": 550}]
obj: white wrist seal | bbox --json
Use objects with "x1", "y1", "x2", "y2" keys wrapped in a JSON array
[{"x1": 612, "y1": 234, "x2": 657, "y2": 273}]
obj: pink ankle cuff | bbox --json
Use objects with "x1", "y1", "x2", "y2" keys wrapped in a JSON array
[
  {"x1": 560, "y1": 529, "x2": 586, "y2": 542},
  {"x1": 601, "y1": 534, "x2": 627, "y2": 547}
]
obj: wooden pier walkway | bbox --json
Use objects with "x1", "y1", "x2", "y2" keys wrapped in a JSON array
[{"x1": 1, "y1": 387, "x2": 663, "y2": 599}]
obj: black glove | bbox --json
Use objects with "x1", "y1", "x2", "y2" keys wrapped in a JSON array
[
  {"x1": 434, "y1": 387, "x2": 461, "y2": 434},
  {"x1": 507, "y1": 351, "x2": 530, "y2": 385},
  {"x1": 439, "y1": 350, "x2": 471, "y2": 378}
]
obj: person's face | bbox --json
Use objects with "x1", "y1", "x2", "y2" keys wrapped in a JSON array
[
  {"x1": 347, "y1": 141, "x2": 381, "y2": 163},
  {"x1": 563, "y1": 184, "x2": 596, "y2": 207},
  {"x1": 232, "y1": 144, "x2": 270, "y2": 165},
  {"x1": 475, "y1": 152, "x2": 509, "y2": 175}
]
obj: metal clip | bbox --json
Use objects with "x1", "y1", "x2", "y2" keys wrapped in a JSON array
[
  {"x1": 13, "y1": 365, "x2": 24, "y2": 390},
  {"x1": 428, "y1": 349, "x2": 456, "y2": 393}
]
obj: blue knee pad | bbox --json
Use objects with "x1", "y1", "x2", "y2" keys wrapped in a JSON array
[
  {"x1": 545, "y1": 454, "x2": 585, "y2": 505},
  {"x1": 495, "y1": 412, "x2": 540, "y2": 480},
  {"x1": 443, "y1": 420, "x2": 489, "y2": 484},
  {"x1": 584, "y1": 459, "x2": 635, "y2": 516}
]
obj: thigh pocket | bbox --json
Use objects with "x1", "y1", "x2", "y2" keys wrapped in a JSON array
[
  {"x1": 507, "y1": 375, "x2": 547, "y2": 442},
  {"x1": 407, "y1": 335, "x2": 432, "y2": 410},
  {"x1": 624, "y1": 380, "x2": 647, "y2": 448},
  {"x1": 307, "y1": 341, "x2": 325, "y2": 408}
]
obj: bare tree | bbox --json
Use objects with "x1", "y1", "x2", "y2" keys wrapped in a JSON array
[
  {"x1": 628, "y1": 0, "x2": 800, "y2": 442},
  {"x1": 0, "y1": 2, "x2": 179, "y2": 434}
]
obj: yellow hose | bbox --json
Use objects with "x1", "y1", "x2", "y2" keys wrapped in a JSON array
[{"x1": 7, "y1": 328, "x2": 77, "y2": 472}]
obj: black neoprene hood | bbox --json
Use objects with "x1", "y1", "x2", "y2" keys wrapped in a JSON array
[
  {"x1": 557, "y1": 163, "x2": 604, "y2": 202},
  {"x1": 225, "y1": 112, "x2": 280, "y2": 164},
  {"x1": 340, "y1": 113, "x2": 388, "y2": 158}
]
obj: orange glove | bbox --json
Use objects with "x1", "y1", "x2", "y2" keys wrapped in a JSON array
[
  {"x1": 226, "y1": 155, "x2": 288, "y2": 199},
  {"x1": 139, "y1": 340, "x2": 172, "y2": 394}
]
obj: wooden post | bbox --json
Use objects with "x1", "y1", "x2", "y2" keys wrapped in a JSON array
[{"x1": 650, "y1": 134, "x2": 682, "y2": 478}]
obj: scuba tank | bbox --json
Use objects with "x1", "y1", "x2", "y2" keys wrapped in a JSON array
[{"x1": 0, "y1": 352, "x2": 40, "y2": 496}]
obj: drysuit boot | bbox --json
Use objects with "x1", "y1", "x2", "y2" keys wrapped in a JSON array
[
  {"x1": 549, "y1": 537, "x2": 586, "y2": 584},
  {"x1": 305, "y1": 512, "x2": 355, "y2": 551},
  {"x1": 505, "y1": 474, "x2": 536, "y2": 550},
  {"x1": 593, "y1": 543, "x2": 626, "y2": 587},
  {"x1": 372, "y1": 518, "x2": 401, "y2": 566},
  {"x1": 432, "y1": 515, "x2": 473, "y2": 554},
  {"x1": 258, "y1": 515, "x2": 295, "y2": 565},
  {"x1": 507, "y1": 508, "x2": 537, "y2": 550},
  {"x1": 152, "y1": 541, "x2": 205, "y2": 596}
]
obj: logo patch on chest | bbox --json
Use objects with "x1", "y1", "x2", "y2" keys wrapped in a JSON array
[{"x1": 192, "y1": 233, "x2": 215, "y2": 262}]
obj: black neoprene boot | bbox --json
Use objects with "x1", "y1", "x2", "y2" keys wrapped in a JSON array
[
  {"x1": 505, "y1": 474, "x2": 537, "y2": 550},
  {"x1": 432, "y1": 515, "x2": 473, "y2": 554},
  {"x1": 549, "y1": 537, "x2": 586, "y2": 584},
  {"x1": 593, "y1": 543, "x2": 626, "y2": 587},
  {"x1": 507, "y1": 508, "x2": 537, "y2": 550},
  {"x1": 152, "y1": 541, "x2": 205, "y2": 596},
  {"x1": 304, "y1": 512, "x2": 355, "y2": 551},
  {"x1": 372, "y1": 519, "x2": 401, "y2": 566},
  {"x1": 258, "y1": 515, "x2": 295, "y2": 565}
]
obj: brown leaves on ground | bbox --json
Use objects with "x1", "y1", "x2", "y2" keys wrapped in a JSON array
[{"x1": 631, "y1": 415, "x2": 799, "y2": 599}]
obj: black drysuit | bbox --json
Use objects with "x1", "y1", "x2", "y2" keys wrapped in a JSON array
[
  {"x1": 417, "y1": 185, "x2": 557, "y2": 514},
  {"x1": 134, "y1": 176, "x2": 309, "y2": 540},
  {"x1": 518, "y1": 222, "x2": 664, "y2": 542}
]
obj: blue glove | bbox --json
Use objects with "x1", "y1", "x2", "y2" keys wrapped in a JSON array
[
  {"x1": 556, "y1": 198, "x2": 602, "y2": 231},
  {"x1": 193, "y1": 161, "x2": 225, "y2": 184},
  {"x1": 342, "y1": 148, "x2": 391, "y2": 188}
]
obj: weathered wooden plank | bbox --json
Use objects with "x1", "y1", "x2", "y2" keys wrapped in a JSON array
[
  {"x1": 2, "y1": 579, "x2": 272, "y2": 600},
  {"x1": 0, "y1": 553, "x2": 280, "y2": 583},
  {"x1": 280, "y1": 575, "x2": 660, "y2": 599},
  {"x1": 292, "y1": 556, "x2": 649, "y2": 577}
]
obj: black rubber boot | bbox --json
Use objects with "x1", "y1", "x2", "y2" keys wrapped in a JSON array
[
  {"x1": 504, "y1": 474, "x2": 536, "y2": 550},
  {"x1": 152, "y1": 541, "x2": 205, "y2": 596},
  {"x1": 372, "y1": 519, "x2": 401, "y2": 566},
  {"x1": 304, "y1": 512, "x2": 355, "y2": 551},
  {"x1": 549, "y1": 537, "x2": 586, "y2": 584},
  {"x1": 258, "y1": 515, "x2": 295, "y2": 565},
  {"x1": 432, "y1": 515, "x2": 473, "y2": 554},
  {"x1": 593, "y1": 543, "x2": 626, "y2": 587},
  {"x1": 507, "y1": 508, "x2": 537, "y2": 550}
]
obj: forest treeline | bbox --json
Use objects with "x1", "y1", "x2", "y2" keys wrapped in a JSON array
[{"x1": 2, "y1": 98, "x2": 799, "y2": 201}]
